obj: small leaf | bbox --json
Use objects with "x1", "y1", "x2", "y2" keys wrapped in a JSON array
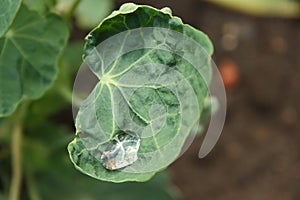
[
  {"x1": 75, "y1": 0, "x2": 114, "y2": 29},
  {"x1": 0, "y1": 5, "x2": 69, "y2": 117},
  {"x1": 37, "y1": 170, "x2": 177, "y2": 200},
  {"x1": 55, "y1": 0, "x2": 114, "y2": 29},
  {"x1": 69, "y1": 3, "x2": 213, "y2": 182},
  {"x1": 23, "y1": 0, "x2": 50, "y2": 14},
  {"x1": 0, "y1": 0, "x2": 21, "y2": 37}
]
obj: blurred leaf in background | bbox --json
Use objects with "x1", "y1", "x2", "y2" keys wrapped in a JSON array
[
  {"x1": 75, "y1": 0, "x2": 114, "y2": 29},
  {"x1": 56, "y1": 0, "x2": 114, "y2": 29},
  {"x1": 206, "y1": 0, "x2": 300, "y2": 18},
  {"x1": 0, "y1": 5, "x2": 69, "y2": 117},
  {"x1": 23, "y1": 0, "x2": 54, "y2": 14},
  {"x1": 28, "y1": 41, "x2": 84, "y2": 124},
  {"x1": 21, "y1": 118, "x2": 179, "y2": 200}
]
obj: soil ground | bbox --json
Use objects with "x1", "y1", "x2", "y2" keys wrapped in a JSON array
[{"x1": 114, "y1": 1, "x2": 300, "y2": 199}]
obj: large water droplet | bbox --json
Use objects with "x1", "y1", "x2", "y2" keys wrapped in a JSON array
[{"x1": 100, "y1": 131, "x2": 140, "y2": 170}]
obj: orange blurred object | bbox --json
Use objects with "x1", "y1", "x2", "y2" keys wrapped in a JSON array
[{"x1": 219, "y1": 58, "x2": 240, "y2": 90}]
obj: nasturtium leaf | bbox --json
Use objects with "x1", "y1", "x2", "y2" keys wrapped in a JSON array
[
  {"x1": 68, "y1": 3, "x2": 214, "y2": 182},
  {"x1": 0, "y1": 5, "x2": 69, "y2": 117},
  {"x1": 0, "y1": 0, "x2": 21, "y2": 37},
  {"x1": 27, "y1": 42, "x2": 83, "y2": 123}
]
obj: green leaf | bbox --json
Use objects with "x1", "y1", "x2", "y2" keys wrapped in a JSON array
[
  {"x1": 75, "y1": 0, "x2": 114, "y2": 29},
  {"x1": 27, "y1": 41, "x2": 84, "y2": 122},
  {"x1": 55, "y1": 0, "x2": 114, "y2": 29},
  {"x1": 0, "y1": 0, "x2": 21, "y2": 37},
  {"x1": 69, "y1": 3, "x2": 213, "y2": 182},
  {"x1": 197, "y1": 95, "x2": 219, "y2": 134},
  {"x1": 0, "y1": 115, "x2": 175, "y2": 200},
  {"x1": 23, "y1": 0, "x2": 56, "y2": 14},
  {"x1": 21, "y1": 118, "x2": 178, "y2": 200},
  {"x1": 23, "y1": 122, "x2": 74, "y2": 172},
  {"x1": 68, "y1": 137, "x2": 157, "y2": 182},
  {"x1": 0, "y1": 5, "x2": 69, "y2": 117},
  {"x1": 60, "y1": 41, "x2": 84, "y2": 74},
  {"x1": 23, "y1": 0, "x2": 48, "y2": 14},
  {"x1": 36, "y1": 170, "x2": 177, "y2": 200}
]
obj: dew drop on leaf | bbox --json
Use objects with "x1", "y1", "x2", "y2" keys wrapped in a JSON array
[{"x1": 100, "y1": 131, "x2": 140, "y2": 170}]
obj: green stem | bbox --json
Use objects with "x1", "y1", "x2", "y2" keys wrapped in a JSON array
[
  {"x1": 26, "y1": 171, "x2": 41, "y2": 200},
  {"x1": 9, "y1": 119, "x2": 22, "y2": 200},
  {"x1": 9, "y1": 103, "x2": 28, "y2": 200},
  {"x1": 64, "y1": 0, "x2": 81, "y2": 21}
]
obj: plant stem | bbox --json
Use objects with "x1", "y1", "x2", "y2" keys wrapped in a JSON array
[
  {"x1": 9, "y1": 103, "x2": 28, "y2": 200},
  {"x1": 65, "y1": 0, "x2": 81, "y2": 21},
  {"x1": 9, "y1": 119, "x2": 22, "y2": 200},
  {"x1": 26, "y1": 171, "x2": 41, "y2": 200}
]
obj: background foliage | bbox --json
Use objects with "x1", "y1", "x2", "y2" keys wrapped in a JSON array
[{"x1": 0, "y1": 1, "x2": 179, "y2": 200}]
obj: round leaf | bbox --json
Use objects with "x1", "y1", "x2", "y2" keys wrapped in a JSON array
[
  {"x1": 69, "y1": 3, "x2": 213, "y2": 182},
  {"x1": 0, "y1": 5, "x2": 69, "y2": 117}
]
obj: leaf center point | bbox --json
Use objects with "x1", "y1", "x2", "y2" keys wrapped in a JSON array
[
  {"x1": 5, "y1": 30, "x2": 14, "y2": 38},
  {"x1": 100, "y1": 74, "x2": 115, "y2": 85}
]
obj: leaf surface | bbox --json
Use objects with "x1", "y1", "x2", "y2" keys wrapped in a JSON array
[
  {"x1": 0, "y1": 5, "x2": 69, "y2": 117},
  {"x1": 0, "y1": 0, "x2": 21, "y2": 37},
  {"x1": 69, "y1": 3, "x2": 213, "y2": 182}
]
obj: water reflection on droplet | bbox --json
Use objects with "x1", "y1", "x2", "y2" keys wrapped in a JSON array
[{"x1": 100, "y1": 131, "x2": 140, "y2": 170}]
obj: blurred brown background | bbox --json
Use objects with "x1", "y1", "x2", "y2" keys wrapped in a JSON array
[{"x1": 113, "y1": 1, "x2": 300, "y2": 199}]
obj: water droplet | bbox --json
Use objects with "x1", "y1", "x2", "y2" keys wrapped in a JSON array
[
  {"x1": 100, "y1": 131, "x2": 140, "y2": 170},
  {"x1": 86, "y1": 34, "x2": 96, "y2": 46}
]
